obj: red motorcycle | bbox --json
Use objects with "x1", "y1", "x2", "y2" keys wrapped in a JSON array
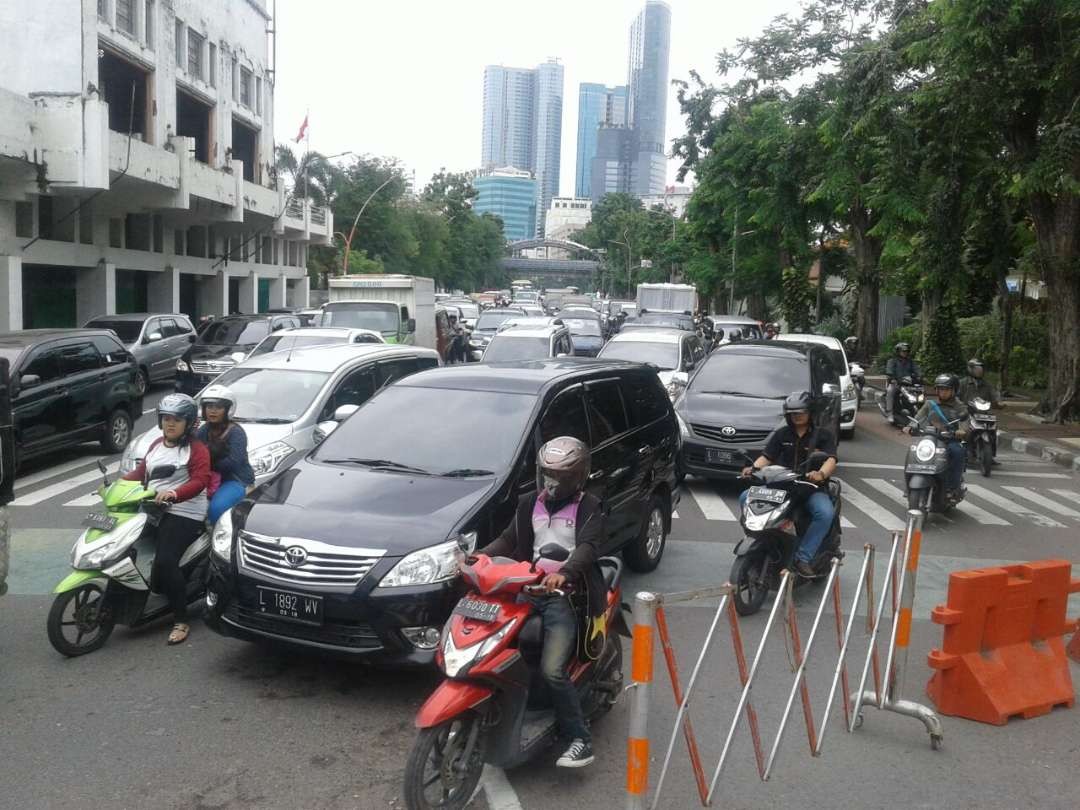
[{"x1": 403, "y1": 546, "x2": 627, "y2": 810}]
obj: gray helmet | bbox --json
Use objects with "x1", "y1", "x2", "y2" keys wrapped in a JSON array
[
  {"x1": 934, "y1": 373, "x2": 959, "y2": 392},
  {"x1": 967, "y1": 358, "x2": 984, "y2": 376},
  {"x1": 536, "y1": 436, "x2": 591, "y2": 501},
  {"x1": 157, "y1": 393, "x2": 198, "y2": 436},
  {"x1": 895, "y1": 342, "x2": 911, "y2": 354},
  {"x1": 783, "y1": 390, "x2": 813, "y2": 426}
]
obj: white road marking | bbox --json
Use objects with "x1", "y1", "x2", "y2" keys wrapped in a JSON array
[
  {"x1": 687, "y1": 481, "x2": 737, "y2": 521},
  {"x1": 672, "y1": 510, "x2": 680, "y2": 519},
  {"x1": 965, "y1": 483, "x2": 1065, "y2": 528},
  {"x1": 840, "y1": 462, "x2": 905, "y2": 470},
  {"x1": 860, "y1": 477, "x2": 908, "y2": 505},
  {"x1": 14, "y1": 455, "x2": 105, "y2": 491},
  {"x1": 11, "y1": 463, "x2": 119, "y2": 507},
  {"x1": 482, "y1": 765, "x2": 524, "y2": 810},
  {"x1": 64, "y1": 492, "x2": 102, "y2": 507},
  {"x1": 837, "y1": 479, "x2": 905, "y2": 531},
  {"x1": 142, "y1": 407, "x2": 156, "y2": 414},
  {"x1": 952, "y1": 499, "x2": 1011, "y2": 526},
  {"x1": 1051, "y1": 489, "x2": 1080, "y2": 506},
  {"x1": 1002, "y1": 486, "x2": 1080, "y2": 519},
  {"x1": 840, "y1": 515, "x2": 856, "y2": 528},
  {"x1": 994, "y1": 471, "x2": 1071, "y2": 479}
]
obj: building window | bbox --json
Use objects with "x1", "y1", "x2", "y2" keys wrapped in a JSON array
[
  {"x1": 208, "y1": 42, "x2": 217, "y2": 87},
  {"x1": 240, "y1": 67, "x2": 252, "y2": 108},
  {"x1": 174, "y1": 20, "x2": 184, "y2": 69},
  {"x1": 231, "y1": 55, "x2": 238, "y2": 102},
  {"x1": 187, "y1": 30, "x2": 204, "y2": 80},
  {"x1": 14, "y1": 202, "x2": 33, "y2": 239},
  {"x1": 255, "y1": 76, "x2": 262, "y2": 115},
  {"x1": 98, "y1": 0, "x2": 108, "y2": 22},
  {"x1": 116, "y1": 0, "x2": 135, "y2": 35},
  {"x1": 144, "y1": 0, "x2": 153, "y2": 49}
]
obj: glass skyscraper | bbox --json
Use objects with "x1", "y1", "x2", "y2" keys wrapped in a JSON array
[
  {"x1": 473, "y1": 168, "x2": 538, "y2": 242},
  {"x1": 627, "y1": 0, "x2": 671, "y2": 196},
  {"x1": 575, "y1": 83, "x2": 628, "y2": 199}
]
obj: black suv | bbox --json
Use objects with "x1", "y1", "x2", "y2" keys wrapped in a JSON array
[
  {"x1": 175, "y1": 313, "x2": 301, "y2": 395},
  {"x1": 675, "y1": 341, "x2": 842, "y2": 479},
  {"x1": 204, "y1": 359, "x2": 681, "y2": 665},
  {"x1": 0, "y1": 329, "x2": 143, "y2": 465}
]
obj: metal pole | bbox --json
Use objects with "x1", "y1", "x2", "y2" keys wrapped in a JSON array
[
  {"x1": 850, "y1": 533, "x2": 900, "y2": 730},
  {"x1": 887, "y1": 509, "x2": 925, "y2": 700},
  {"x1": 728, "y1": 205, "x2": 737, "y2": 314},
  {"x1": 880, "y1": 510, "x2": 919, "y2": 704},
  {"x1": 342, "y1": 175, "x2": 394, "y2": 274},
  {"x1": 626, "y1": 591, "x2": 658, "y2": 810}
]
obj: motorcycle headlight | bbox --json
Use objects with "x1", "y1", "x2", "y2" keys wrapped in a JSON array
[
  {"x1": 176, "y1": 359, "x2": 191, "y2": 372},
  {"x1": 211, "y1": 509, "x2": 234, "y2": 560},
  {"x1": 73, "y1": 518, "x2": 146, "y2": 570},
  {"x1": 379, "y1": 539, "x2": 462, "y2": 588},
  {"x1": 442, "y1": 618, "x2": 517, "y2": 678},
  {"x1": 915, "y1": 439, "x2": 936, "y2": 463},
  {"x1": 249, "y1": 441, "x2": 295, "y2": 477}
]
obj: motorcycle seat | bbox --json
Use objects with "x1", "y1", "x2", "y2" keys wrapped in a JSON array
[{"x1": 598, "y1": 557, "x2": 622, "y2": 591}]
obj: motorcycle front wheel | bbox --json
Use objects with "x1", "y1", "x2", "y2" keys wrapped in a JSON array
[
  {"x1": 907, "y1": 488, "x2": 929, "y2": 511},
  {"x1": 47, "y1": 582, "x2": 115, "y2": 657},
  {"x1": 403, "y1": 715, "x2": 485, "y2": 810},
  {"x1": 980, "y1": 441, "x2": 993, "y2": 477},
  {"x1": 731, "y1": 552, "x2": 769, "y2": 616}
]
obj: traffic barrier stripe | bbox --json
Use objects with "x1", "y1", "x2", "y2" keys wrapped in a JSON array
[
  {"x1": 631, "y1": 625, "x2": 654, "y2": 683},
  {"x1": 627, "y1": 738, "x2": 649, "y2": 795},
  {"x1": 895, "y1": 607, "x2": 913, "y2": 648}
]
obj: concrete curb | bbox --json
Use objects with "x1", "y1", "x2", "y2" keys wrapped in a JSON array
[{"x1": 858, "y1": 385, "x2": 1080, "y2": 474}]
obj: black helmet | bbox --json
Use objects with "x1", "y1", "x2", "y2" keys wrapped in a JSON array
[
  {"x1": 933, "y1": 373, "x2": 959, "y2": 392},
  {"x1": 967, "y1": 358, "x2": 984, "y2": 376},
  {"x1": 536, "y1": 436, "x2": 591, "y2": 501},
  {"x1": 895, "y1": 342, "x2": 911, "y2": 354},
  {"x1": 783, "y1": 391, "x2": 813, "y2": 426},
  {"x1": 157, "y1": 393, "x2": 198, "y2": 437}
]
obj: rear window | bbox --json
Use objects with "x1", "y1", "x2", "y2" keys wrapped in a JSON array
[
  {"x1": 691, "y1": 352, "x2": 807, "y2": 400},
  {"x1": 483, "y1": 336, "x2": 549, "y2": 362},
  {"x1": 199, "y1": 319, "x2": 269, "y2": 347},
  {"x1": 87, "y1": 319, "x2": 143, "y2": 343}
]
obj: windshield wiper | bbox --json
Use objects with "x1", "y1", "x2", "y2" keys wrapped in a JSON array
[
  {"x1": 247, "y1": 417, "x2": 294, "y2": 424},
  {"x1": 320, "y1": 457, "x2": 431, "y2": 475},
  {"x1": 698, "y1": 390, "x2": 784, "y2": 399},
  {"x1": 440, "y1": 468, "x2": 495, "y2": 478}
]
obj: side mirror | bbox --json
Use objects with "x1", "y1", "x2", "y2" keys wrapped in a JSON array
[
  {"x1": 672, "y1": 371, "x2": 689, "y2": 387},
  {"x1": 407, "y1": 318, "x2": 417, "y2": 333},
  {"x1": 230, "y1": 351, "x2": 247, "y2": 364},
  {"x1": 144, "y1": 332, "x2": 163, "y2": 343},
  {"x1": 18, "y1": 374, "x2": 41, "y2": 390},
  {"x1": 313, "y1": 420, "x2": 339, "y2": 444},
  {"x1": 148, "y1": 464, "x2": 177, "y2": 480},
  {"x1": 188, "y1": 334, "x2": 196, "y2": 344},
  {"x1": 537, "y1": 543, "x2": 570, "y2": 562},
  {"x1": 333, "y1": 403, "x2": 360, "y2": 422},
  {"x1": 821, "y1": 382, "x2": 841, "y2": 398}
]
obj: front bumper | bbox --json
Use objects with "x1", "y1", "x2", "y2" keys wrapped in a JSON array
[
  {"x1": 680, "y1": 439, "x2": 761, "y2": 478},
  {"x1": 841, "y1": 399, "x2": 859, "y2": 430},
  {"x1": 175, "y1": 370, "x2": 224, "y2": 395},
  {"x1": 203, "y1": 557, "x2": 461, "y2": 666}
]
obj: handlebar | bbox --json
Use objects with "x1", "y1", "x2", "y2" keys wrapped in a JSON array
[{"x1": 523, "y1": 583, "x2": 571, "y2": 598}]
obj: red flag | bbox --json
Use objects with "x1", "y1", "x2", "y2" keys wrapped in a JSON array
[{"x1": 294, "y1": 114, "x2": 309, "y2": 143}]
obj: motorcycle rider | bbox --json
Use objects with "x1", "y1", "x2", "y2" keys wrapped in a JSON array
[
  {"x1": 740, "y1": 391, "x2": 838, "y2": 579},
  {"x1": 479, "y1": 436, "x2": 606, "y2": 769},
  {"x1": 904, "y1": 374, "x2": 968, "y2": 501},
  {"x1": 764, "y1": 322, "x2": 780, "y2": 339},
  {"x1": 122, "y1": 394, "x2": 210, "y2": 645},
  {"x1": 885, "y1": 342, "x2": 921, "y2": 421},
  {"x1": 196, "y1": 384, "x2": 254, "y2": 523},
  {"x1": 958, "y1": 358, "x2": 1001, "y2": 408}
]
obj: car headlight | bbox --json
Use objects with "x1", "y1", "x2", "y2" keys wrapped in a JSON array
[
  {"x1": 379, "y1": 539, "x2": 462, "y2": 588},
  {"x1": 675, "y1": 411, "x2": 691, "y2": 438},
  {"x1": 843, "y1": 382, "x2": 856, "y2": 401},
  {"x1": 248, "y1": 441, "x2": 294, "y2": 477},
  {"x1": 211, "y1": 509, "x2": 234, "y2": 560},
  {"x1": 176, "y1": 359, "x2": 191, "y2": 372},
  {"x1": 915, "y1": 439, "x2": 936, "y2": 463},
  {"x1": 442, "y1": 618, "x2": 517, "y2": 678}
]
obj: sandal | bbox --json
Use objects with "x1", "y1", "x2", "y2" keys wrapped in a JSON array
[{"x1": 167, "y1": 623, "x2": 190, "y2": 645}]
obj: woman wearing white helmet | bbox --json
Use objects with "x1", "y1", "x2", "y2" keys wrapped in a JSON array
[{"x1": 196, "y1": 384, "x2": 255, "y2": 524}]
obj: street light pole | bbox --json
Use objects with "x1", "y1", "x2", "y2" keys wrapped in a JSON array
[{"x1": 341, "y1": 175, "x2": 395, "y2": 275}]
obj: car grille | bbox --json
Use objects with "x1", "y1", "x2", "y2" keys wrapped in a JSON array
[
  {"x1": 191, "y1": 360, "x2": 233, "y2": 375},
  {"x1": 691, "y1": 424, "x2": 771, "y2": 444},
  {"x1": 223, "y1": 602, "x2": 382, "y2": 649},
  {"x1": 238, "y1": 531, "x2": 384, "y2": 588}
]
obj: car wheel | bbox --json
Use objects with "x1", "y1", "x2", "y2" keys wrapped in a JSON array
[
  {"x1": 134, "y1": 367, "x2": 149, "y2": 397},
  {"x1": 101, "y1": 409, "x2": 132, "y2": 454},
  {"x1": 623, "y1": 494, "x2": 668, "y2": 573},
  {"x1": 840, "y1": 426, "x2": 855, "y2": 440}
]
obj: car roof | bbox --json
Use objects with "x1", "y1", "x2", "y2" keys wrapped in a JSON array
[
  {"x1": 400, "y1": 358, "x2": 640, "y2": 395},
  {"x1": 239, "y1": 343, "x2": 437, "y2": 372},
  {"x1": 776, "y1": 333, "x2": 843, "y2": 350},
  {"x1": 86, "y1": 312, "x2": 189, "y2": 322},
  {"x1": 482, "y1": 308, "x2": 527, "y2": 315},
  {"x1": 709, "y1": 315, "x2": 759, "y2": 325},
  {"x1": 608, "y1": 329, "x2": 684, "y2": 345},
  {"x1": 493, "y1": 324, "x2": 564, "y2": 338},
  {"x1": 269, "y1": 327, "x2": 373, "y2": 338},
  {"x1": 0, "y1": 328, "x2": 116, "y2": 347},
  {"x1": 712, "y1": 340, "x2": 813, "y2": 358}
]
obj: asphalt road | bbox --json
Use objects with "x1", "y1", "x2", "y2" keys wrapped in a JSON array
[{"x1": 2, "y1": 397, "x2": 1078, "y2": 809}]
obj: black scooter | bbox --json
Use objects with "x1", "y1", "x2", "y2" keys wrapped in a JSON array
[
  {"x1": 729, "y1": 453, "x2": 843, "y2": 616},
  {"x1": 966, "y1": 397, "x2": 997, "y2": 477},
  {"x1": 879, "y1": 376, "x2": 924, "y2": 427},
  {"x1": 903, "y1": 416, "x2": 967, "y2": 513}
]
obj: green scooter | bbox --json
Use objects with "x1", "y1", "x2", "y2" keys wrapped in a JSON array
[{"x1": 46, "y1": 462, "x2": 210, "y2": 656}]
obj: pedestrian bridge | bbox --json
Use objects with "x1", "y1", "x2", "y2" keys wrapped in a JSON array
[{"x1": 501, "y1": 239, "x2": 600, "y2": 287}]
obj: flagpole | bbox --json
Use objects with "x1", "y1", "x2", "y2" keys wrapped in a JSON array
[{"x1": 302, "y1": 108, "x2": 310, "y2": 203}]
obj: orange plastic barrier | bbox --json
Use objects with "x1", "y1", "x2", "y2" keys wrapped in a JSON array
[
  {"x1": 926, "y1": 560, "x2": 1080, "y2": 725},
  {"x1": 1068, "y1": 621, "x2": 1080, "y2": 665}
]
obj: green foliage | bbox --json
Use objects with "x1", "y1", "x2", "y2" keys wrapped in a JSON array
[
  {"x1": 781, "y1": 267, "x2": 815, "y2": 332},
  {"x1": 918, "y1": 301, "x2": 966, "y2": 381},
  {"x1": 875, "y1": 324, "x2": 921, "y2": 373},
  {"x1": 958, "y1": 310, "x2": 1049, "y2": 389}
]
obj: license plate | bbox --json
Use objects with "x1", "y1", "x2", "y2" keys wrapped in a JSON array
[
  {"x1": 82, "y1": 511, "x2": 117, "y2": 531},
  {"x1": 454, "y1": 598, "x2": 500, "y2": 623},
  {"x1": 256, "y1": 586, "x2": 323, "y2": 625},
  {"x1": 747, "y1": 486, "x2": 786, "y2": 504},
  {"x1": 706, "y1": 448, "x2": 738, "y2": 465}
]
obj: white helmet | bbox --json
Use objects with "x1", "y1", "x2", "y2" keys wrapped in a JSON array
[{"x1": 200, "y1": 383, "x2": 237, "y2": 418}]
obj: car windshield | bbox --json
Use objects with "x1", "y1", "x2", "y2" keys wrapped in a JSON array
[
  {"x1": 599, "y1": 340, "x2": 680, "y2": 370},
  {"x1": 211, "y1": 367, "x2": 331, "y2": 422},
  {"x1": 562, "y1": 318, "x2": 601, "y2": 337},
  {"x1": 453, "y1": 303, "x2": 479, "y2": 318},
  {"x1": 691, "y1": 353, "x2": 806, "y2": 399},
  {"x1": 631, "y1": 314, "x2": 693, "y2": 330},
  {"x1": 827, "y1": 349, "x2": 848, "y2": 378},
  {"x1": 483, "y1": 336, "x2": 550, "y2": 362},
  {"x1": 87, "y1": 319, "x2": 144, "y2": 343},
  {"x1": 199, "y1": 319, "x2": 269, "y2": 347},
  {"x1": 476, "y1": 311, "x2": 521, "y2": 330},
  {"x1": 321, "y1": 304, "x2": 399, "y2": 332},
  {"x1": 250, "y1": 334, "x2": 348, "y2": 356},
  {"x1": 714, "y1": 322, "x2": 763, "y2": 340},
  {"x1": 314, "y1": 386, "x2": 534, "y2": 476}
]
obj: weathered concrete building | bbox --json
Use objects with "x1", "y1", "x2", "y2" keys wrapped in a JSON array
[{"x1": 0, "y1": 0, "x2": 329, "y2": 330}]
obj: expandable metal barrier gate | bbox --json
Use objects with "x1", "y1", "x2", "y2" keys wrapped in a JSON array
[{"x1": 626, "y1": 509, "x2": 941, "y2": 809}]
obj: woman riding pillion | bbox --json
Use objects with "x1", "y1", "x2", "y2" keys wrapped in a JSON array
[
  {"x1": 121, "y1": 394, "x2": 210, "y2": 645},
  {"x1": 196, "y1": 384, "x2": 255, "y2": 523},
  {"x1": 479, "y1": 436, "x2": 606, "y2": 769}
]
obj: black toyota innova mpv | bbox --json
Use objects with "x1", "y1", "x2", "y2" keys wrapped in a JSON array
[{"x1": 204, "y1": 359, "x2": 681, "y2": 665}]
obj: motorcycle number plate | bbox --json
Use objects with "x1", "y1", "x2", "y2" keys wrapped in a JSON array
[
  {"x1": 256, "y1": 586, "x2": 323, "y2": 625},
  {"x1": 454, "y1": 598, "x2": 500, "y2": 623},
  {"x1": 747, "y1": 487, "x2": 786, "y2": 504},
  {"x1": 82, "y1": 511, "x2": 117, "y2": 531}
]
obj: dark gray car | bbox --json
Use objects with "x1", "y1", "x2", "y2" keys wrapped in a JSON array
[{"x1": 85, "y1": 313, "x2": 197, "y2": 396}]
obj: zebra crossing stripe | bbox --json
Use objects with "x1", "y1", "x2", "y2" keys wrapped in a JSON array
[
  {"x1": 861, "y1": 478, "x2": 908, "y2": 505},
  {"x1": 952, "y1": 499, "x2": 1010, "y2": 526},
  {"x1": 965, "y1": 483, "x2": 1066, "y2": 528},
  {"x1": 840, "y1": 515, "x2": 855, "y2": 528},
  {"x1": 12, "y1": 463, "x2": 119, "y2": 507},
  {"x1": 14, "y1": 455, "x2": 106, "y2": 492},
  {"x1": 687, "y1": 482, "x2": 738, "y2": 521},
  {"x1": 837, "y1": 479, "x2": 905, "y2": 531},
  {"x1": 1001, "y1": 486, "x2": 1080, "y2": 519},
  {"x1": 1051, "y1": 490, "x2": 1080, "y2": 508},
  {"x1": 64, "y1": 492, "x2": 102, "y2": 507}
]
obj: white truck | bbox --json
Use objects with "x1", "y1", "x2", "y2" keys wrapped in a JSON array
[
  {"x1": 325, "y1": 274, "x2": 437, "y2": 348},
  {"x1": 636, "y1": 282, "x2": 698, "y2": 314}
]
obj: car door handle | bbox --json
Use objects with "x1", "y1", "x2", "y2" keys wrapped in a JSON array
[
  {"x1": 588, "y1": 470, "x2": 606, "y2": 480},
  {"x1": 637, "y1": 445, "x2": 653, "y2": 455},
  {"x1": 56, "y1": 387, "x2": 70, "y2": 396},
  {"x1": 611, "y1": 467, "x2": 631, "y2": 479}
]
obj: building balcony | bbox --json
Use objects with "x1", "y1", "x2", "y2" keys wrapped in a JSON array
[{"x1": 282, "y1": 197, "x2": 332, "y2": 245}]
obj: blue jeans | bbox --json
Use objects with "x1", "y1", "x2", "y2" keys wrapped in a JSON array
[
  {"x1": 208, "y1": 480, "x2": 247, "y2": 524},
  {"x1": 528, "y1": 594, "x2": 589, "y2": 742},
  {"x1": 739, "y1": 488, "x2": 835, "y2": 563},
  {"x1": 944, "y1": 441, "x2": 965, "y2": 491}
]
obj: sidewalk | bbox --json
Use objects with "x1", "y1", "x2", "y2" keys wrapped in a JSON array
[{"x1": 864, "y1": 375, "x2": 1080, "y2": 473}]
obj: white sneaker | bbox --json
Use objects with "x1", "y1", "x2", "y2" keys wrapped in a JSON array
[{"x1": 556, "y1": 738, "x2": 595, "y2": 768}]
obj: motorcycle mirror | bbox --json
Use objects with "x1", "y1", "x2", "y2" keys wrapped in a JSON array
[
  {"x1": 148, "y1": 464, "x2": 177, "y2": 480},
  {"x1": 537, "y1": 543, "x2": 570, "y2": 562}
]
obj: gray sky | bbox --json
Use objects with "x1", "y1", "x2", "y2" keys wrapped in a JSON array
[{"x1": 274, "y1": 0, "x2": 800, "y2": 194}]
